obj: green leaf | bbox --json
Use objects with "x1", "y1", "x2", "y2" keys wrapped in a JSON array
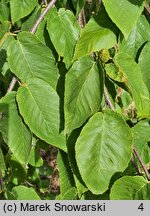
[
  {"x1": 110, "y1": 176, "x2": 148, "y2": 200},
  {"x1": 119, "y1": 15, "x2": 150, "y2": 59},
  {"x1": 27, "y1": 136, "x2": 44, "y2": 168},
  {"x1": 0, "y1": 0, "x2": 10, "y2": 22},
  {"x1": 21, "y1": 5, "x2": 41, "y2": 31},
  {"x1": 75, "y1": 110, "x2": 132, "y2": 194},
  {"x1": 7, "y1": 31, "x2": 58, "y2": 90},
  {"x1": 0, "y1": 34, "x2": 15, "y2": 50},
  {"x1": 0, "y1": 34, "x2": 15, "y2": 78},
  {"x1": 0, "y1": 147, "x2": 6, "y2": 171},
  {"x1": 134, "y1": 182, "x2": 150, "y2": 199},
  {"x1": 35, "y1": 19, "x2": 57, "y2": 57},
  {"x1": 10, "y1": 0, "x2": 38, "y2": 23},
  {"x1": 5, "y1": 191, "x2": 16, "y2": 200},
  {"x1": 103, "y1": 0, "x2": 145, "y2": 39},
  {"x1": 114, "y1": 52, "x2": 150, "y2": 117},
  {"x1": 132, "y1": 119, "x2": 150, "y2": 164},
  {"x1": 9, "y1": 156, "x2": 27, "y2": 185},
  {"x1": 38, "y1": 164, "x2": 53, "y2": 176},
  {"x1": 65, "y1": 56, "x2": 102, "y2": 133},
  {"x1": 139, "y1": 41, "x2": 150, "y2": 94},
  {"x1": 11, "y1": 185, "x2": 40, "y2": 200},
  {"x1": 82, "y1": 190, "x2": 109, "y2": 200},
  {"x1": 74, "y1": 175, "x2": 88, "y2": 198},
  {"x1": 67, "y1": 129, "x2": 88, "y2": 197},
  {"x1": 73, "y1": 7, "x2": 117, "y2": 60},
  {"x1": 56, "y1": 187, "x2": 78, "y2": 200},
  {"x1": 105, "y1": 63, "x2": 123, "y2": 83},
  {"x1": 0, "y1": 21, "x2": 11, "y2": 40},
  {"x1": 0, "y1": 92, "x2": 32, "y2": 164},
  {"x1": 35, "y1": 20, "x2": 47, "y2": 45},
  {"x1": 16, "y1": 78, "x2": 66, "y2": 152},
  {"x1": 62, "y1": 187, "x2": 78, "y2": 200},
  {"x1": 57, "y1": 150, "x2": 75, "y2": 196},
  {"x1": 0, "y1": 49, "x2": 7, "y2": 73},
  {"x1": 28, "y1": 146, "x2": 43, "y2": 167},
  {"x1": 72, "y1": 0, "x2": 86, "y2": 16},
  {"x1": 47, "y1": 7, "x2": 80, "y2": 68}
]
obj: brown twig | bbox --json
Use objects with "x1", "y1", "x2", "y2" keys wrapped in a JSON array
[
  {"x1": 7, "y1": 77, "x2": 17, "y2": 93},
  {"x1": 103, "y1": 80, "x2": 148, "y2": 179},
  {"x1": 133, "y1": 146, "x2": 150, "y2": 181},
  {"x1": 78, "y1": 0, "x2": 149, "y2": 183},
  {"x1": 77, "y1": 4, "x2": 115, "y2": 112},
  {"x1": 30, "y1": 0, "x2": 57, "y2": 34},
  {"x1": 78, "y1": 8, "x2": 86, "y2": 28},
  {"x1": 104, "y1": 85, "x2": 115, "y2": 111},
  {"x1": 131, "y1": 154, "x2": 142, "y2": 176}
]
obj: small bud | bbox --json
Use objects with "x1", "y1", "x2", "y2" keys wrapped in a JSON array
[{"x1": 99, "y1": 48, "x2": 110, "y2": 63}]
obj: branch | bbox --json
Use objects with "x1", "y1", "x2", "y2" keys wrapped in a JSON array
[
  {"x1": 133, "y1": 145, "x2": 150, "y2": 181},
  {"x1": 77, "y1": 6, "x2": 115, "y2": 112},
  {"x1": 103, "y1": 82, "x2": 149, "y2": 179},
  {"x1": 104, "y1": 85, "x2": 115, "y2": 111},
  {"x1": 30, "y1": 0, "x2": 57, "y2": 34},
  {"x1": 77, "y1": 1, "x2": 148, "y2": 183},
  {"x1": 78, "y1": 8, "x2": 86, "y2": 28},
  {"x1": 131, "y1": 154, "x2": 142, "y2": 176},
  {"x1": 7, "y1": 77, "x2": 17, "y2": 93}
]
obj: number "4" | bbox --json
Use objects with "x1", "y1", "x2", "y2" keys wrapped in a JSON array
[{"x1": 138, "y1": 203, "x2": 144, "y2": 211}]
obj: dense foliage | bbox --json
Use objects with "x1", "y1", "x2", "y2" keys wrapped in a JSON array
[{"x1": 0, "y1": 0, "x2": 150, "y2": 200}]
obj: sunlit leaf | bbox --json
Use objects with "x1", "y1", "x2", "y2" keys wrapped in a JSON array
[
  {"x1": 110, "y1": 176, "x2": 149, "y2": 199},
  {"x1": 47, "y1": 7, "x2": 80, "y2": 68},
  {"x1": 114, "y1": 52, "x2": 150, "y2": 117},
  {"x1": 75, "y1": 110, "x2": 132, "y2": 194},
  {"x1": 139, "y1": 41, "x2": 150, "y2": 94},
  {"x1": 103, "y1": 0, "x2": 145, "y2": 39},
  {"x1": 17, "y1": 78, "x2": 66, "y2": 151},
  {"x1": 11, "y1": 185, "x2": 40, "y2": 200},
  {"x1": 7, "y1": 32, "x2": 58, "y2": 90},
  {"x1": 65, "y1": 56, "x2": 103, "y2": 133},
  {"x1": 119, "y1": 15, "x2": 150, "y2": 59},
  {"x1": 73, "y1": 7, "x2": 117, "y2": 60},
  {"x1": 57, "y1": 150, "x2": 75, "y2": 197},
  {"x1": 0, "y1": 0, "x2": 10, "y2": 22},
  {"x1": 0, "y1": 92, "x2": 32, "y2": 163},
  {"x1": 132, "y1": 119, "x2": 150, "y2": 164},
  {"x1": 10, "y1": 0, "x2": 38, "y2": 23}
]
